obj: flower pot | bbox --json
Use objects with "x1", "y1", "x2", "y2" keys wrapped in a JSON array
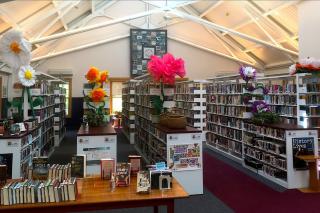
[{"x1": 159, "y1": 112, "x2": 187, "y2": 129}]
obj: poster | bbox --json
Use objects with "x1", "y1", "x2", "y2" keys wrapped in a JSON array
[
  {"x1": 83, "y1": 147, "x2": 112, "y2": 164},
  {"x1": 292, "y1": 137, "x2": 314, "y2": 169},
  {"x1": 168, "y1": 143, "x2": 201, "y2": 171}
]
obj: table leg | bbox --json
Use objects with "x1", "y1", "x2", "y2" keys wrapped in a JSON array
[
  {"x1": 154, "y1": 206, "x2": 159, "y2": 213},
  {"x1": 167, "y1": 199, "x2": 174, "y2": 213}
]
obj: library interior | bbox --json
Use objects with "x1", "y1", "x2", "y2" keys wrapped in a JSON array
[{"x1": 0, "y1": 1, "x2": 319, "y2": 213}]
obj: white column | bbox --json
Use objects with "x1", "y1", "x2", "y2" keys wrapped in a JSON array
[{"x1": 298, "y1": 1, "x2": 320, "y2": 59}]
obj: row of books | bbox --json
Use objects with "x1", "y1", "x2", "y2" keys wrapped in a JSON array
[
  {"x1": 265, "y1": 84, "x2": 296, "y2": 94},
  {"x1": 243, "y1": 134, "x2": 286, "y2": 156},
  {"x1": 265, "y1": 95, "x2": 297, "y2": 105},
  {"x1": 149, "y1": 125, "x2": 166, "y2": 143},
  {"x1": 262, "y1": 165, "x2": 287, "y2": 180},
  {"x1": 244, "y1": 147, "x2": 287, "y2": 170},
  {"x1": 30, "y1": 82, "x2": 55, "y2": 95},
  {"x1": 306, "y1": 83, "x2": 320, "y2": 92},
  {"x1": 32, "y1": 95, "x2": 55, "y2": 108},
  {"x1": 207, "y1": 114, "x2": 242, "y2": 129},
  {"x1": 174, "y1": 94, "x2": 202, "y2": 102},
  {"x1": 300, "y1": 95, "x2": 320, "y2": 105},
  {"x1": 175, "y1": 83, "x2": 204, "y2": 94},
  {"x1": 270, "y1": 106, "x2": 297, "y2": 117},
  {"x1": 29, "y1": 107, "x2": 55, "y2": 123},
  {"x1": 207, "y1": 123, "x2": 242, "y2": 141},
  {"x1": 207, "y1": 105, "x2": 245, "y2": 118},
  {"x1": 207, "y1": 94, "x2": 243, "y2": 105},
  {"x1": 206, "y1": 132, "x2": 242, "y2": 155},
  {"x1": 207, "y1": 83, "x2": 246, "y2": 94},
  {"x1": 243, "y1": 122, "x2": 286, "y2": 140},
  {"x1": 0, "y1": 178, "x2": 77, "y2": 205}
]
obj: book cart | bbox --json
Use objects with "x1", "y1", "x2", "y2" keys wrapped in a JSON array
[
  {"x1": 132, "y1": 75, "x2": 203, "y2": 195},
  {"x1": 0, "y1": 73, "x2": 66, "y2": 179},
  {"x1": 206, "y1": 73, "x2": 319, "y2": 188}
]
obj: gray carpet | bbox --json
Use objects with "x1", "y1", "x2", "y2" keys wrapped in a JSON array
[{"x1": 49, "y1": 128, "x2": 233, "y2": 213}]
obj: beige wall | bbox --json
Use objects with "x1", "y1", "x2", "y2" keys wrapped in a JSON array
[{"x1": 37, "y1": 38, "x2": 240, "y2": 97}]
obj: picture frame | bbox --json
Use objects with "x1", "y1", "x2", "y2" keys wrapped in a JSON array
[{"x1": 130, "y1": 29, "x2": 167, "y2": 77}]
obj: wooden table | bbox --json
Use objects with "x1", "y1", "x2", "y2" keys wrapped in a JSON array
[
  {"x1": 0, "y1": 177, "x2": 188, "y2": 213},
  {"x1": 297, "y1": 155, "x2": 320, "y2": 193}
]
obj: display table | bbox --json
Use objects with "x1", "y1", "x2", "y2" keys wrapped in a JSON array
[
  {"x1": 77, "y1": 124, "x2": 117, "y2": 176},
  {"x1": 0, "y1": 177, "x2": 188, "y2": 213},
  {"x1": 297, "y1": 155, "x2": 320, "y2": 193}
]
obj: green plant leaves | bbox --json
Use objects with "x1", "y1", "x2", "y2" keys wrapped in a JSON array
[
  {"x1": 32, "y1": 97, "x2": 43, "y2": 107},
  {"x1": 150, "y1": 95, "x2": 163, "y2": 115}
]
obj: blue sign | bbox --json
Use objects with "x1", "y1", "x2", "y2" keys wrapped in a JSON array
[{"x1": 155, "y1": 162, "x2": 166, "y2": 171}]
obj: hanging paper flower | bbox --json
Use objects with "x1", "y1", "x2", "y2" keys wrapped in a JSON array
[
  {"x1": 97, "y1": 70, "x2": 109, "y2": 84},
  {"x1": 18, "y1": 65, "x2": 36, "y2": 87},
  {"x1": 239, "y1": 66, "x2": 256, "y2": 82},
  {"x1": 0, "y1": 29, "x2": 31, "y2": 70},
  {"x1": 89, "y1": 88, "x2": 106, "y2": 102},
  {"x1": 288, "y1": 64, "x2": 296, "y2": 75},
  {"x1": 148, "y1": 53, "x2": 186, "y2": 85},
  {"x1": 289, "y1": 57, "x2": 320, "y2": 75},
  {"x1": 85, "y1": 67, "x2": 100, "y2": 83}
]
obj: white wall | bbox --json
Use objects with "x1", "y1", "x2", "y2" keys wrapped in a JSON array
[
  {"x1": 298, "y1": 1, "x2": 320, "y2": 59},
  {"x1": 37, "y1": 38, "x2": 240, "y2": 97}
]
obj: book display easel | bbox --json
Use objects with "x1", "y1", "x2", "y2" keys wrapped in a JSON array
[
  {"x1": 174, "y1": 80, "x2": 208, "y2": 140},
  {"x1": 0, "y1": 74, "x2": 67, "y2": 179},
  {"x1": 132, "y1": 75, "x2": 203, "y2": 195},
  {"x1": 205, "y1": 73, "x2": 319, "y2": 188},
  {"x1": 121, "y1": 80, "x2": 139, "y2": 144}
]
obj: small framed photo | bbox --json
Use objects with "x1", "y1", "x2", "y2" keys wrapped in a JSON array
[{"x1": 143, "y1": 47, "x2": 155, "y2": 59}]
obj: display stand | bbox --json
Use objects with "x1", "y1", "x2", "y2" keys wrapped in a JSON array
[
  {"x1": 76, "y1": 123, "x2": 117, "y2": 176},
  {"x1": 297, "y1": 155, "x2": 320, "y2": 192}
]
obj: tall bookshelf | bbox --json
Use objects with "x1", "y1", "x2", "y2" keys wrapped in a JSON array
[
  {"x1": 206, "y1": 75, "x2": 246, "y2": 162},
  {"x1": 133, "y1": 75, "x2": 203, "y2": 195},
  {"x1": 53, "y1": 87, "x2": 66, "y2": 147},
  {"x1": 121, "y1": 80, "x2": 138, "y2": 144},
  {"x1": 174, "y1": 80, "x2": 207, "y2": 136},
  {"x1": 0, "y1": 74, "x2": 66, "y2": 178}
]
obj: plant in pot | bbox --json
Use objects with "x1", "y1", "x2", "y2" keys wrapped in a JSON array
[
  {"x1": 83, "y1": 67, "x2": 109, "y2": 127},
  {"x1": 147, "y1": 53, "x2": 187, "y2": 128}
]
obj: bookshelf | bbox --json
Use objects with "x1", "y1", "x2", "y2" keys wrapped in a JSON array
[
  {"x1": 174, "y1": 80, "x2": 208, "y2": 140},
  {"x1": 121, "y1": 80, "x2": 139, "y2": 144},
  {"x1": 0, "y1": 74, "x2": 66, "y2": 179},
  {"x1": 133, "y1": 75, "x2": 203, "y2": 195},
  {"x1": 205, "y1": 75, "x2": 247, "y2": 162},
  {"x1": 242, "y1": 121, "x2": 318, "y2": 188},
  {"x1": 53, "y1": 87, "x2": 66, "y2": 147}
]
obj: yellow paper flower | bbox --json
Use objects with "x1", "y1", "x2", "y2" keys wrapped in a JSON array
[
  {"x1": 18, "y1": 65, "x2": 36, "y2": 87},
  {"x1": 89, "y1": 88, "x2": 106, "y2": 102},
  {"x1": 0, "y1": 29, "x2": 31, "y2": 70},
  {"x1": 85, "y1": 67, "x2": 100, "y2": 83},
  {"x1": 97, "y1": 70, "x2": 109, "y2": 84}
]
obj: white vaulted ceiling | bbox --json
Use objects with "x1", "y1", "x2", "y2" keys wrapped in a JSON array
[{"x1": 0, "y1": 0, "x2": 299, "y2": 70}]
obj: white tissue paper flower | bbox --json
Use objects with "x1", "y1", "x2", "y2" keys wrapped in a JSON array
[
  {"x1": 289, "y1": 64, "x2": 296, "y2": 75},
  {"x1": 244, "y1": 67, "x2": 256, "y2": 77},
  {"x1": 311, "y1": 59, "x2": 320, "y2": 68},
  {"x1": 299, "y1": 57, "x2": 315, "y2": 66},
  {"x1": 18, "y1": 65, "x2": 36, "y2": 87},
  {"x1": 0, "y1": 29, "x2": 31, "y2": 70}
]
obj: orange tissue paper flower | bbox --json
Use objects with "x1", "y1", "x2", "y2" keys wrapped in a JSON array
[
  {"x1": 86, "y1": 67, "x2": 100, "y2": 83},
  {"x1": 98, "y1": 70, "x2": 109, "y2": 84},
  {"x1": 89, "y1": 88, "x2": 106, "y2": 102}
]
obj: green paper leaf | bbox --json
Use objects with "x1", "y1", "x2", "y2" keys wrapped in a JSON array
[{"x1": 32, "y1": 97, "x2": 43, "y2": 107}]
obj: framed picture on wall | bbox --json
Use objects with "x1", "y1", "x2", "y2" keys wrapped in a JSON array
[
  {"x1": 143, "y1": 46, "x2": 155, "y2": 59},
  {"x1": 130, "y1": 29, "x2": 167, "y2": 77}
]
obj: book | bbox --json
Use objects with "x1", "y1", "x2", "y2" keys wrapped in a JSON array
[
  {"x1": 32, "y1": 157, "x2": 49, "y2": 180},
  {"x1": 100, "y1": 158, "x2": 115, "y2": 180},
  {"x1": 128, "y1": 155, "x2": 141, "y2": 176},
  {"x1": 115, "y1": 163, "x2": 131, "y2": 187},
  {"x1": 71, "y1": 155, "x2": 86, "y2": 178},
  {"x1": 149, "y1": 169, "x2": 172, "y2": 190},
  {"x1": 0, "y1": 165, "x2": 7, "y2": 185},
  {"x1": 136, "y1": 171, "x2": 151, "y2": 193}
]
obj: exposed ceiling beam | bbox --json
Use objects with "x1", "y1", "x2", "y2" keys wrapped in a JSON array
[
  {"x1": 245, "y1": 1, "x2": 298, "y2": 50},
  {"x1": 170, "y1": 10, "x2": 298, "y2": 56},
  {"x1": 221, "y1": 1, "x2": 298, "y2": 36},
  {"x1": 34, "y1": 1, "x2": 81, "y2": 39},
  {"x1": 169, "y1": 36, "x2": 255, "y2": 66},
  {"x1": 31, "y1": 34, "x2": 129, "y2": 62},
  {"x1": 52, "y1": 0, "x2": 68, "y2": 30},
  {"x1": 180, "y1": 5, "x2": 264, "y2": 67},
  {"x1": 199, "y1": 1, "x2": 222, "y2": 18},
  {"x1": 31, "y1": 1, "x2": 195, "y2": 44}
]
